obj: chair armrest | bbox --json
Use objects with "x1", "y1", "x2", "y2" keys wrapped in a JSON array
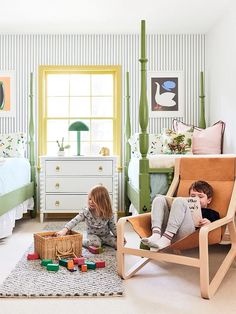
[{"x1": 199, "y1": 215, "x2": 234, "y2": 238}]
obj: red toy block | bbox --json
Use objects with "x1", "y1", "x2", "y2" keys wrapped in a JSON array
[
  {"x1": 74, "y1": 257, "x2": 85, "y2": 265},
  {"x1": 95, "y1": 260, "x2": 106, "y2": 268},
  {"x1": 27, "y1": 253, "x2": 40, "y2": 260},
  {"x1": 88, "y1": 246, "x2": 103, "y2": 254}
]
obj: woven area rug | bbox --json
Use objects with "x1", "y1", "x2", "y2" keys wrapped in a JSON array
[{"x1": 0, "y1": 222, "x2": 124, "y2": 298}]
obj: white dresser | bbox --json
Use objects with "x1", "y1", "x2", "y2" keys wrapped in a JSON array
[{"x1": 39, "y1": 156, "x2": 118, "y2": 223}]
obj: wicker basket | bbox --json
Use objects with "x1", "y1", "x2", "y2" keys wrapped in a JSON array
[{"x1": 34, "y1": 230, "x2": 82, "y2": 260}]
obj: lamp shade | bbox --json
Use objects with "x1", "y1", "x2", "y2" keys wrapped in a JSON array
[
  {"x1": 68, "y1": 121, "x2": 89, "y2": 132},
  {"x1": 68, "y1": 121, "x2": 89, "y2": 156}
]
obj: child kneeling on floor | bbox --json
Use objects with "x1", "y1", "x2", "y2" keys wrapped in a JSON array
[{"x1": 57, "y1": 185, "x2": 117, "y2": 249}]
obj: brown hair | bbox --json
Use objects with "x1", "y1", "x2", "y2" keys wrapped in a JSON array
[
  {"x1": 189, "y1": 180, "x2": 213, "y2": 199},
  {"x1": 89, "y1": 185, "x2": 113, "y2": 219}
]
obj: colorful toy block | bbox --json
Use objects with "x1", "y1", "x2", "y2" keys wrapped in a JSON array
[
  {"x1": 59, "y1": 259, "x2": 68, "y2": 267},
  {"x1": 73, "y1": 257, "x2": 85, "y2": 265},
  {"x1": 81, "y1": 264, "x2": 87, "y2": 272},
  {"x1": 67, "y1": 260, "x2": 74, "y2": 270},
  {"x1": 88, "y1": 246, "x2": 104, "y2": 254},
  {"x1": 41, "y1": 259, "x2": 53, "y2": 266},
  {"x1": 85, "y1": 261, "x2": 96, "y2": 270},
  {"x1": 95, "y1": 260, "x2": 106, "y2": 268},
  {"x1": 27, "y1": 253, "x2": 40, "y2": 260},
  {"x1": 46, "y1": 263, "x2": 59, "y2": 271}
]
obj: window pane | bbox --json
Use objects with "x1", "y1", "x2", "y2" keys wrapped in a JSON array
[
  {"x1": 91, "y1": 97, "x2": 113, "y2": 117},
  {"x1": 70, "y1": 74, "x2": 90, "y2": 96},
  {"x1": 91, "y1": 74, "x2": 113, "y2": 96},
  {"x1": 47, "y1": 97, "x2": 69, "y2": 117},
  {"x1": 47, "y1": 75, "x2": 69, "y2": 96},
  {"x1": 91, "y1": 120, "x2": 113, "y2": 141},
  {"x1": 47, "y1": 120, "x2": 70, "y2": 142},
  {"x1": 70, "y1": 97, "x2": 90, "y2": 117}
]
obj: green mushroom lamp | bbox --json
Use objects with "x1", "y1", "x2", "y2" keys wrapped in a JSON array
[{"x1": 68, "y1": 121, "x2": 89, "y2": 156}]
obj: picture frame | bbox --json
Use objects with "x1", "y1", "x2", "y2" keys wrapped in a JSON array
[
  {"x1": 0, "y1": 71, "x2": 16, "y2": 117},
  {"x1": 147, "y1": 71, "x2": 184, "y2": 118}
]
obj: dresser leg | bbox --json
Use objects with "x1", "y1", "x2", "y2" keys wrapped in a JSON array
[{"x1": 40, "y1": 213, "x2": 44, "y2": 223}]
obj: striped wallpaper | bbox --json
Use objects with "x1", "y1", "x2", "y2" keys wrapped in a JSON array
[
  {"x1": 0, "y1": 33, "x2": 205, "y2": 137},
  {"x1": 0, "y1": 33, "x2": 205, "y2": 210}
]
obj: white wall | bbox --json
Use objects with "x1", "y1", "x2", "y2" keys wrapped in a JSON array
[{"x1": 206, "y1": 2, "x2": 236, "y2": 153}]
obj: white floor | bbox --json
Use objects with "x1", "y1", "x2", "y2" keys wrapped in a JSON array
[{"x1": 0, "y1": 218, "x2": 236, "y2": 314}]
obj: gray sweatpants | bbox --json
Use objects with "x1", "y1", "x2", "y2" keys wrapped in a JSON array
[
  {"x1": 151, "y1": 196, "x2": 196, "y2": 242},
  {"x1": 82, "y1": 233, "x2": 117, "y2": 249}
]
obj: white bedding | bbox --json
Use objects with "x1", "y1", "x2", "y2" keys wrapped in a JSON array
[
  {"x1": 0, "y1": 157, "x2": 31, "y2": 195},
  {"x1": 128, "y1": 153, "x2": 236, "y2": 190},
  {"x1": 0, "y1": 157, "x2": 33, "y2": 238}
]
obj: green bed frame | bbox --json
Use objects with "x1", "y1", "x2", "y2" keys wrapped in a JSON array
[
  {"x1": 0, "y1": 72, "x2": 36, "y2": 218},
  {"x1": 125, "y1": 20, "x2": 206, "y2": 215}
]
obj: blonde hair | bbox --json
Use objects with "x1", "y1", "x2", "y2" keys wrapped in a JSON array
[{"x1": 89, "y1": 185, "x2": 113, "y2": 219}]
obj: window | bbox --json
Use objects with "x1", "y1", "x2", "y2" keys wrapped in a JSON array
[{"x1": 38, "y1": 66, "x2": 121, "y2": 158}]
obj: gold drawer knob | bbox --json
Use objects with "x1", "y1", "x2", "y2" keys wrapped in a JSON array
[
  {"x1": 55, "y1": 183, "x2": 60, "y2": 189},
  {"x1": 55, "y1": 201, "x2": 60, "y2": 207},
  {"x1": 55, "y1": 166, "x2": 60, "y2": 172},
  {"x1": 98, "y1": 166, "x2": 103, "y2": 171}
]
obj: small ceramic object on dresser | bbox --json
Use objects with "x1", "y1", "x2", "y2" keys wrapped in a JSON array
[
  {"x1": 56, "y1": 137, "x2": 70, "y2": 156},
  {"x1": 99, "y1": 147, "x2": 110, "y2": 156}
]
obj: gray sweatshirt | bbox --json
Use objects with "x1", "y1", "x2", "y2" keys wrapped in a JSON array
[{"x1": 65, "y1": 207, "x2": 117, "y2": 238}]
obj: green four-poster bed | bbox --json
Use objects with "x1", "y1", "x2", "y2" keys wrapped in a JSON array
[
  {"x1": 0, "y1": 72, "x2": 36, "y2": 238},
  {"x1": 124, "y1": 20, "x2": 208, "y2": 215}
]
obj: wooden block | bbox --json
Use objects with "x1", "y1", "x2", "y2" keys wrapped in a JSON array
[
  {"x1": 98, "y1": 247, "x2": 104, "y2": 253},
  {"x1": 74, "y1": 257, "x2": 85, "y2": 266},
  {"x1": 59, "y1": 259, "x2": 68, "y2": 267},
  {"x1": 88, "y1": 246, "x2": 102, "y2": 254},
  {"x1": 85, "y1": 261, "x2": 96, "y2": 269},
  {"x1": 27, "y1": 253, "x2": 40, "y2": 260},
  {"x1": 95, "y1": 260, "x2": 106, "y2": 268},
  {"x1": 81, "y1": 264, "x2": 87, "y2": 272},
  {"x1": 67, "y1": 260, "x2": 74, "y2": 270},
  {"x1": 41, "y1": 259, "x2": 53, "y2": 266},
  {"x1": 47, "y1": 263, "x2": 59, "y2": 271}
]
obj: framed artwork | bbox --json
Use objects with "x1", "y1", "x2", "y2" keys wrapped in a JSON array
[
  {"x1": 0, "y1": 71, "x2": 16, "y2": 117},
  {"x1": 148, "y1": 71, "x2": 184, "y2": 118}
]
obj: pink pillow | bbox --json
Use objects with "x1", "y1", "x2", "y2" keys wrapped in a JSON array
[{"x1": 172, "y1": 120, "x2": 225, "y2": 154}]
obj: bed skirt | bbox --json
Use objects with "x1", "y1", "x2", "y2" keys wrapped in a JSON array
[{"x1": 0, "y1": 198, "x2": 34, "y2": 239}]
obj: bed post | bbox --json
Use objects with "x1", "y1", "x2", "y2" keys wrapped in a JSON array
[
  {"x1": 138, "y1": 20, "x2": 150, "y2": 213},
  {"x1": 29, "y1": 72, "x2": 37, "y2": 218},
  {"x1": 124, "y1": 72, "x2": 131, "y2": 215},
  {"x1": 199, "y1": 71, "x2": 206, "y2": 129}
]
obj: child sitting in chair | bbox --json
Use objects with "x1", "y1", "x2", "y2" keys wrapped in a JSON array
[{"x1": 141, "y1": 180, "x2": 220, "y2": 251}]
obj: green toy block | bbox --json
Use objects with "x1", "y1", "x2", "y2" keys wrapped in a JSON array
[
  {"x1": 41, "y1": 259, "x2": 53, "y2": 266},
  {"x1": 139, "y1": 242, "x2": 150, "y2": 250},
  {"x1": 59, "y1": 259, "x2": 68, "y2": 267},
  {"x1": 47, "y1": 263, "x2": 59, "y2": 271},
  {"x1": 85, "y1": 261, "x2": 96, "y2": 269}
]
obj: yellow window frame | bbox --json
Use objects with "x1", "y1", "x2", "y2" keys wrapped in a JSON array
[{"x1": 38, "y1": 65, "x2": 122, "y2": 163}]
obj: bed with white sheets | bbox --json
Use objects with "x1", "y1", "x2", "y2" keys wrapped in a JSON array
[{"x1": 0, "y1": 157, "x2": 34, "y2": 238}]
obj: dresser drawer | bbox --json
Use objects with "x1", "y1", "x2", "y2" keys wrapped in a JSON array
[
  {"x1": 45, "y1": 177, "x2": 113, "y2": 193},
  {"x1": 46, "y1": 160, "x2": 113, "y2": 176},
  {"x1": 45, "y1": 194, "x2": 113, "y2": 211},
  {"x1": 45, "y1": 194, "x2": 88, "y2": 210}
]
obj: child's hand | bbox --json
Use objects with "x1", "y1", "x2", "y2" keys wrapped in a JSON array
[
  {"x1": 199, "y1": 218, "x2": 211, "y2": 227},
  {"x1": 55, "y1": 227, "x2": 68, "y2": 237}
]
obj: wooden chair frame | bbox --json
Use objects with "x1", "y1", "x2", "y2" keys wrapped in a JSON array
[{"x1": 117, "y1": 158, "x2": 236, "y2": 299}]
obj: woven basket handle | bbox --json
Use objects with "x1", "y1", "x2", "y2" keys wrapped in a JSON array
[{"x1": 56, "y1": 243, "x2": 77, "y2": 259}]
